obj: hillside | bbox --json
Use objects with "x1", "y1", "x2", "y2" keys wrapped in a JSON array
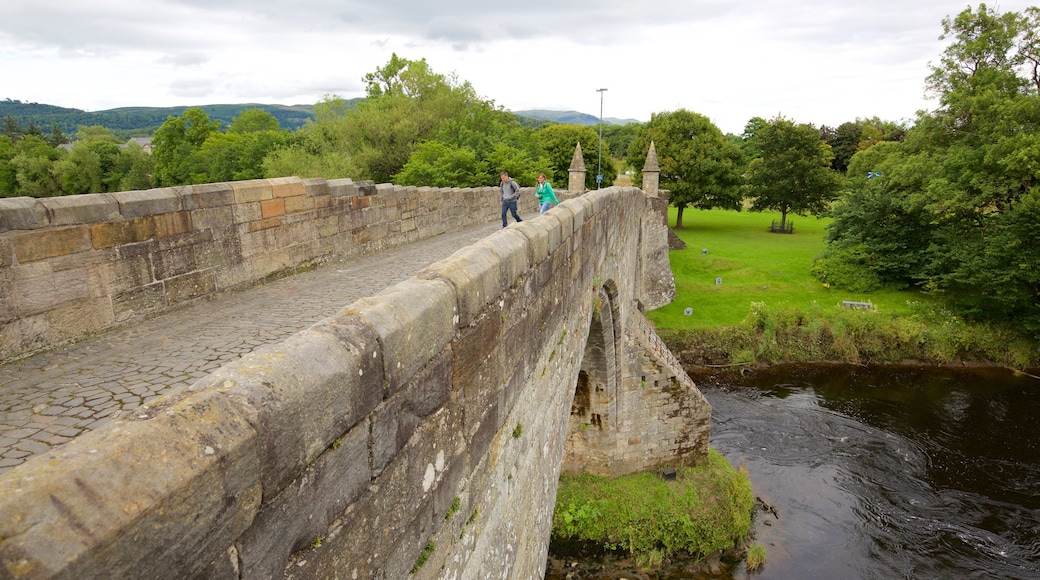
[
  {"x1": 514, "y1": 109, "x2": 640, "y2": 126},
  {"x1": 0, "y1": 99, "x2": 321, "y2": 138},
  {"x1": 0, "y1": 99, "x2": 641, "y2": 140}
]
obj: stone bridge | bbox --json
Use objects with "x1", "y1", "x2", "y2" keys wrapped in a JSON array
[{"x1": 0, "y1": 154, "x2": 710, "y2": 578}]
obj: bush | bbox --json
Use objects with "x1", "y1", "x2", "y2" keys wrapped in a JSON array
[{"x1": 810, "y1": 248, "x2": 884, "y2": 293}]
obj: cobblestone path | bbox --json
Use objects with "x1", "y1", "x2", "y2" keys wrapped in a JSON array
[{"x1": 0, "y1": 219, "x2": 516, "y2": 474}]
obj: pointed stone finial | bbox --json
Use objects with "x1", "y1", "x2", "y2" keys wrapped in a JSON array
[
  {"x1": 568, "y1": 142, "x2": 587, "y2": 192},
  {"x1": 642, "y1": 141, "x2": 660, "y2": 197},
  {"x1": 642, "y1": 141, "x2": 660, "y2": 172},
  {"x1": 568, "y1": 142, "x2": 586, "y2": 172}
]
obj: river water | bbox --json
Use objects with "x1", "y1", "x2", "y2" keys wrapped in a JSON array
[{"x1": 704, "y1": 364, "x2": 1040, "y2": 579}]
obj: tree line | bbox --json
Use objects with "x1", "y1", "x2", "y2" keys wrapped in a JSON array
[{"x1": 1, "y1": 3, "x2": 1035, "y2": 338}]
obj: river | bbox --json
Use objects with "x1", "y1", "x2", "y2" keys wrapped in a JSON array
[
  {"x1": 546, "y1": 364, "x2": 1040, "y2": 579},
  {"x1": 705, "y1": 364, "x2": 1040, "y2": 579}
]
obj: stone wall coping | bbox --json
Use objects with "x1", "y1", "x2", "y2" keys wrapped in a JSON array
[{"x1": 38, "y1": 193, "x2": 122, "y2": 226}]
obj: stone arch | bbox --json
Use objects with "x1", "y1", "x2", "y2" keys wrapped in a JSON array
[{"x1": 562, "y1": 280, "x2": 623, "y2": 475}]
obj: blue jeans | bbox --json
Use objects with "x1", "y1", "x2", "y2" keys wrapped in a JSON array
[
  {"x1": 501, "y1": 200, "x2": 521, "y2": 227},
  {"x1": 539, "y1": 202, "x2": 553, "y2": 214}
]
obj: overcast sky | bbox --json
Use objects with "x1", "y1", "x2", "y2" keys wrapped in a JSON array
[{"x1": 1, "y1": 1, "x2": 1034, "y2": 134}]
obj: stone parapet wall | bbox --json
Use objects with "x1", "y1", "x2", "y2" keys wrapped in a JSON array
[{"x1": 0, "y1": 178, "x2": 542, "y2": 364}]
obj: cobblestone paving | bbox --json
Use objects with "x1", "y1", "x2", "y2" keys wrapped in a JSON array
[{"x1": 0, "y1": 219, "x2": 517, "y2": 475}]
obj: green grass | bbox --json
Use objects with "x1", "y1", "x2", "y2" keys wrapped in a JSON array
[
  {"x1": 552, "y1": 449, "x2": 754, "y2": 568},
  {"x1": 649, "y1": 208, "x2": 938, "y2": 329},
  {"x1": 648, "y1": 207, "x2": 1038, "y2": 367}
]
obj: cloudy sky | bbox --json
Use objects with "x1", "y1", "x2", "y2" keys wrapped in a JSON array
[{"x1": 1, "y1": 1, "x2": 1034, "y2": 134}]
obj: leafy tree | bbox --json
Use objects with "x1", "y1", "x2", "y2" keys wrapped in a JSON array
[
  {"x1": 2, "y1": 116, "x2": 23, "y2": 144},
  {"x1": 9, "y1": 135, "x2": 64, "y2": 197},
  {"x1": 117, "y1": 141, "x2": 155, "y2": 191},
  {"x1": 263, "y1": 96, "x2": 358, "y2": 180},
  {"x1": 229, "y1": 109, "x2": 280, "y2": 134},
  {"x1": 819, "y1": 4, "x2": 1040, "y2": 335},
  {"x1": 627, "y1": 109, "x2": 745, "y2": 228},
  {"x1": 152, "y1": 108, "x2": 220, "y2": 186},
  {"x1": 535, "y1": 123, "x2": 614, "y2": 189},
  {"x1": 346, "y1": 54, "x2": 477, "y2": 182},
  {"x1": 395, "y1": 141, "x2": 488, "y2": 187},
  {"x1": 46, "y1": 122, "x2": 69, "y2": 147},
  {"x1": 0, "y1": 136, "x2": 18, "y2": 196},
  {"x1": 55, "y1": 140, "x2": 123, "y2": 194},
  {"x1": 746, "y1": 116, "x2": 843, "y2": 230}
]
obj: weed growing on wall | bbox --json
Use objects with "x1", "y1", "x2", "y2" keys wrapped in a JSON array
[{"x1": 551, "y1": 449, "x2": 753, "y2": 569}]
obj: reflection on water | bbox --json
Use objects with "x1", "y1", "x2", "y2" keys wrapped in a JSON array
[{"x1": 710, "y1": 364, "x2": 1040, "y2": 579}]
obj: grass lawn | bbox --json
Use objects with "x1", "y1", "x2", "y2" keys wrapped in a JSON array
[{"x1": 647, "y1": 208, "x2": 938, "y2": 329}]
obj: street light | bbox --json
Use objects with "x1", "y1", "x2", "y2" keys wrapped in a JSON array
[{"x1": 596, "y1": 88, "x2": 607, "y2": 189}]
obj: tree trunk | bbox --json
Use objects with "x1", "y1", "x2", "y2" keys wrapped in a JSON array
[
  {"x1": 676, "y1": 205, "x2": 685, "y2": 229},
  {"x1": 780, "y1": 208, "x2": 788, "y2": 230}
]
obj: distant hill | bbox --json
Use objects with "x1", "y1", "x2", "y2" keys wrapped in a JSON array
[
  {"x1": 0, "y1": 99, "x2": 640, "y2": 141},
  {"x1": 513, "y1": 109, "x2": 641, "y2": 126},
  {"x1": 0, "y1": 99, "x2": 324, "y2": 138}
]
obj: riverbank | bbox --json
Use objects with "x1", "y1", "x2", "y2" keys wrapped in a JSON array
[{"x1": 656, "y1": 301, "x2": 1039, "y2": 370}]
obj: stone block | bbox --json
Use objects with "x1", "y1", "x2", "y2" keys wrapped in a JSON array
[
  {"x1": 0, "y1": 197, "x2": 48, "y2": 233},
  {"x1": 180, "y1": 182, "x2": 236, "y2": 209},
  {"x1": 38, "y1": 194, "x2": 120, "y2": 226},
  {"x1": 260, "y1": 197, "x2": 285, "y2": 219},
  {"x1": 46, "y1": 297, "x2": 114, "y2": 344},
  {"x1": 514, "y1": 220, "x2": 551, "y2": 266},
  {"x1": 370, "y1": 349, "x2": 453, "y2": 476},
  {"x1": 237, "y1": 419, "x2": 371, "y2": 579},
  {"x1": 112, "y1": 283, "x2": 167, "y2": 322},
  {"x1": 153, "y1": 244, "x2": 197, "y2": 280},
  {"x1": 110, "y1": 188, "x2": 183, "y2": 218},
  {"x1": 302, "y1": 177, "x2": 331, "y2": 198},
  {"x1": 284, "y1": 194, "x2": 316, "y2": 214},
  {"x1": 190, "y1": 206, "x2": 235, "y2": 232},
  {"x1": 248, "y1": 217, "x2": 282, "y2": 232},
  {"x1": 0, "y1": 389, "x2": 261, "y2": 580},
  {"x1": 153, "y1": 210, "x2": 193, "y2": 239},
  {"x1": 0, "y1": 237, "x2": 9, "y2": 268},
  {"x1": 164, "y1": 270, "x2": 216, "y2": 304},
  {"x1": 293, "y1": 401, "x2": 465, "y2": 579},
  {"x1": 89, "y1": 217, "x2": 155, "y2": 249},
  {"x1": 232, "y1": 201, "x2": 263, "y2": 224},
  {"x1": 356, "y1": 180, "x2": 376, "y2": 196},
  {"x1": 270, "y1": 176, "x2": 306, "y2": 198},
  {"x1": 327, "y1": 178, "x2": 357, "y2": 198},
  {"x1": 195, "y1": 234, "x2": 242, "y2": 273},
  {"x1": 0, "y1": 315, "x2": 49, "y2": 362},
  {"x1": 346, "y1": 278, "x2": 456, "y2": 394},
  {"x1": 11, "y1": 226, "x2": 91, "y2": 263},
  {"x1": 231, "y1": 179, "x2": 273, "y2": 204},
  {"x1": 476, "y1": 229, "x2": 530, "y2": 294},
  {"x1": 188, "y1": 326, "x2": 384, "y2": 499},
  {"x1": 417, "y1": 243, "x2": 502, "y2": 328},
  {"x1": 12, "y1": 268, "x2": 90, "y2": 316}
]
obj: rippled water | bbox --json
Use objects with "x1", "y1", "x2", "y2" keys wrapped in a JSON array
[{"x1": 708, "y1": 364, "x2": 1040, "y2": 579}]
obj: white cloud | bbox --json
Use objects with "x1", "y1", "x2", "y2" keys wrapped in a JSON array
[{"x1": 1, "y1": 0, "x2": 1035, "y2": 133}]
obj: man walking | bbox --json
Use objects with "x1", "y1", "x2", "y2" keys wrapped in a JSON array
[{"x1": 500, "y1": 171, "x2": 522, "y2": 228}]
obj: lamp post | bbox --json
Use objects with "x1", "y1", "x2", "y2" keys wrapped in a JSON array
[{"x1": 596, "y1": 88, "x2": 607, "y2": 189}]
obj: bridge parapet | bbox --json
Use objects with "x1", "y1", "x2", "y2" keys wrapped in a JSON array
[
  {"x1": 0, "y1": 185, "x2": 708, "y2": 579},
  {"x1": 0, "y1": 178, "x2": 542, "y2": 364}
]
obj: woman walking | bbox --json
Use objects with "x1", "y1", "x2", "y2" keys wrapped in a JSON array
[{"x1": 536, "y1": 173, "x2": 559, "y2": 214}]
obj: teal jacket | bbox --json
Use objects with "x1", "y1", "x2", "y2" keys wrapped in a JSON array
[{"x1": 536, "y1": 181, "x2": 559, "y2": 205}]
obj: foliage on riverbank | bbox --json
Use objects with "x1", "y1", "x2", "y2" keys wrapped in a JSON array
[
  {"x1": 658, "y1": 300, "x2": 1039, "y2": 369},
  {"x1": 551, "y1": 449, "x2": 754, "y2": 569}
]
